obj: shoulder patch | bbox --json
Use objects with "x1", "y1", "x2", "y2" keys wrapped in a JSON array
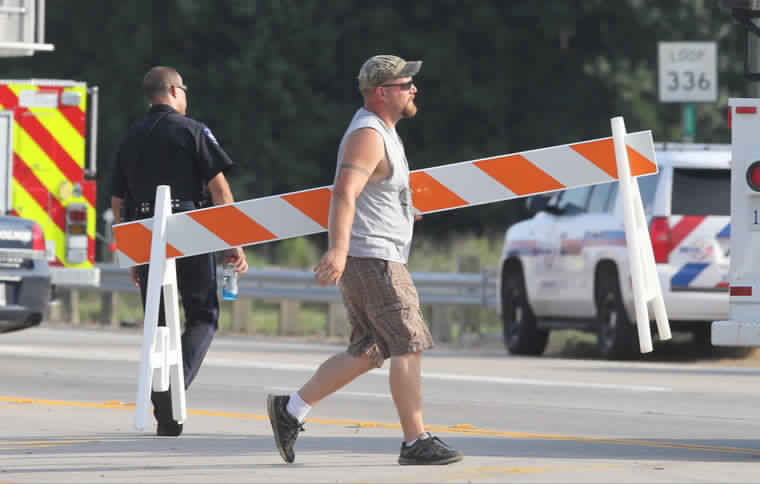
[{"x1": 203, "y1": 126, "x2": 219, "y2": 146}]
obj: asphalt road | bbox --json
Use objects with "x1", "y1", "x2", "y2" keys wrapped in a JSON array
[{"x1": 2, "y1": 325, "x2": 760, "y2": 483}]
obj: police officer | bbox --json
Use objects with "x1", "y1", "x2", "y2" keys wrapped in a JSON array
[{"x1": 110, "y1": 66, "x2": 248, "y2": 436}]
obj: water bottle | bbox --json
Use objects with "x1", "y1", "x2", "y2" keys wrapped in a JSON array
[{"x1": 222, "y1": 263, "x2": 238, "y2": 301}]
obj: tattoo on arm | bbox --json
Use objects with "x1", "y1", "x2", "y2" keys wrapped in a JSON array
[{"x1": 339, "y1": 163, "x2": 371, "y2": 177}]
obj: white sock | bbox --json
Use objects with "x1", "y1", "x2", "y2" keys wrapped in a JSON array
[
  {"x1": 404, "y1": 431, "x2": 430, "y2": 447},
  {"x1": 286, "y1": 391, "x2": 311, "y2": 423}
]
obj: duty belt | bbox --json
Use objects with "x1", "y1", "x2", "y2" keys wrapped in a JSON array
[{"x1": 133, "y1": 199, "x2": 210, "y2": 217}]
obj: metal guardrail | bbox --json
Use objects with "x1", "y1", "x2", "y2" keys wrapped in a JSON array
[{"x1": 94, "y1": 264, "x2": 501, "y2": 309}]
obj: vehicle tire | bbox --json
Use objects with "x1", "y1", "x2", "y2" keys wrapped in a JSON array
[
  {"x1": 692, "y1": 324, "x2": 713, "y2": 350},
  {"x1": 594, "y1": 265, "x2": 638, "y2": 360},
  {"x1": 502, "y1": 266, "x2": 549, "y2": 355}
]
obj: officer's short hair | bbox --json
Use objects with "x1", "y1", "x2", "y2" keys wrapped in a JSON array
[{"x1": 143, "y1": 66, "x2": 181, "y2": 100}]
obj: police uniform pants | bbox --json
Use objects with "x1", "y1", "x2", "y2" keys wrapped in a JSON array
[{"x1": 136, "y1": 252, "x2": 219, "y2": 422}]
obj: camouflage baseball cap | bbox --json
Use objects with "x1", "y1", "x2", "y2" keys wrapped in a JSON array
[{"x1": 357, "y1": 55, "x2": 422, "y2": 91}]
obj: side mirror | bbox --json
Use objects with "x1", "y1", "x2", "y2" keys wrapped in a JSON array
[
  {"x1": 526, "y1": 195, "x2": 550, "y2": 214},
  {"x1": 526, "y1": 195, "x2": 566, "y2": 216}
]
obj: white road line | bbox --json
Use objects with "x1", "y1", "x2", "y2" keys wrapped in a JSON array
[
  {"x1": 0, "y1": 345, "x2": 671, "y2": 393},
  {"x1": 268, "y1": 386, "x2": 392, "y2": 400}
]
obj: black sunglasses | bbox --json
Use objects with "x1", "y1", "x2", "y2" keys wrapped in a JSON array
[{"x1": 380, "y1": 80, "x2": 414, "y2": 91}]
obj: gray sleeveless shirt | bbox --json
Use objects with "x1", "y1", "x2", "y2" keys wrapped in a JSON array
[{"x1": 335, "y1": 108, "x2": 413, "y2": 264}]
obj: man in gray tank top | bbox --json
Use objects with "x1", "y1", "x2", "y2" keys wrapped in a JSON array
[{"x1": 266, "y1": 55, "x2": 463, "y2": 466}]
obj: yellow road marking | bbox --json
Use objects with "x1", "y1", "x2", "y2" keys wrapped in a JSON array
[
  {"x1": 0, "y1": 440, "x2": 97, "y2": 450},
  {"x1": 2, "y1": 395, "x2": 759, "y2": 457},
  {"x1": 441, "y1": 463, "x2": 619, "y2": 481}
]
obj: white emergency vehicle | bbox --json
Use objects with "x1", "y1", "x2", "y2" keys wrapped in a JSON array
[{"x1": 498, "y1": 143, "x2": 731, "y2": 359}]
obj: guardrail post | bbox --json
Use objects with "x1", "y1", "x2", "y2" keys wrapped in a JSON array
[
  {"x1": 431, "y1": 304, "x2": 453, "y2": 343},
  {"x1": 100, "y1": 218, "x2": 119, "y2": 328},
  {"x1": 278, "y1": 299, "x2": 301, "y2": 335},
  {"x1": 100, "y1": 291, "x2": 120, "y2": 328},
  {"x1": 230, "y1": 297, "x2": 251, "y2": 333},
  {"x1": 62, "y1": 288, "x2": 80, "y2": 325},
  {"x1": 327, "y1": 303, "x2": 349, "y2": 338},
  {"x1": 458, "y1": 256, "x2": 481, "y2": 342}
]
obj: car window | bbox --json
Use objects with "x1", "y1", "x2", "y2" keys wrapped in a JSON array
[
  {"x1": 671, "y1": 168, "x2": 730, "y2": 216},
  {"x1": 605, "y1": 173, "x2": 659, "y2": 213},
  {"x1": 637, "y1": 173, "x2": 659, "y2": 209},
  {"x1": 587, "y1": 182, "x2": 615, "y2": 213},
  {"x1": 557, "y1": 186, "x2": 591, "y2": 215}
]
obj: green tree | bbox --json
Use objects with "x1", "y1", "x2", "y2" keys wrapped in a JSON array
[{"x1": 0, "y1": 1, "x2": 748, "y2": 243}]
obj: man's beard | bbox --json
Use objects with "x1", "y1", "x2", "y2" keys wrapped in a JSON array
[{"x1": 401, "y1": 99, "x2": 417, "y2": 118}]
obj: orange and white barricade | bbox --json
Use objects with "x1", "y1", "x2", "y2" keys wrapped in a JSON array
[{"x1": 116, "y1": 117, "x2": 665, "y2": 430}]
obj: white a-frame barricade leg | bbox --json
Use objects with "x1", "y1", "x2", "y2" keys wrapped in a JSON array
[
  {"x1": 134, "y1": 185, "x2": 187, "y2": 431},
  {"x1": 713, "y1": 99, "x2": 760, "y2": 346},
  {"x1": 611, "y1": 117, "x2": 671, "y2": 352}
]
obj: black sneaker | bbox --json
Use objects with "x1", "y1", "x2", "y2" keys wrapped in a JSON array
[
  {"x1": 267, "y1": 394, "x2": 304, "y2": 463},
  {"x1": 152, "y1": 390, "x2": 183, "y2": 437},
  {"x1": 398, "y1": 433, "x2": 463, "y2": 465},
  {"x1": 157, "y1": 420, "x2": 183, "y2": 437}
]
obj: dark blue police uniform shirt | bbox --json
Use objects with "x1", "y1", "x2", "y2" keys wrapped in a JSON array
[{"x1": 110, "y1": 104, "x2": 234, "y2": 204}]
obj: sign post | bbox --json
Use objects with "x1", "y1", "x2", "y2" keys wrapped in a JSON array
[
  {"x1": 683, "y1": 103, "x2": 696, "y2": 142},
  {"x1": 658, "y1": 41, "x2": 718, "y2": 142}
]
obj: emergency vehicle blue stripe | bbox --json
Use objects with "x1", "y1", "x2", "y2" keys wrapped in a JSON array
[
  {"x1": 584, "y1": 230, "x2": 625, "y2": 240},
  {"x1": 671, "y1": 263, "x2": 709, "y2": 287},
  {"x1": 717, "y1": 224, "x2": 730, "y2": 238}
]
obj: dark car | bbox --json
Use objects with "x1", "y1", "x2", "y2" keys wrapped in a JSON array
[{"x1": 0, "y1": 215, "x2": 51, "y2": 333}]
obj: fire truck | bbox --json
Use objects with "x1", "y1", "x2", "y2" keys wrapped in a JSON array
[{"x1": 0, "y1": 79, "x2": 99, "y2": 286}]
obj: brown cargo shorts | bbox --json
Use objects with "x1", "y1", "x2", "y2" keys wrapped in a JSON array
[{"x1": 339, "y1": 256, "x2": 433, "y2": 367}]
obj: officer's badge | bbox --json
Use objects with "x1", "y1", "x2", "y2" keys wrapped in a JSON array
[{"x1": 203, "y1": 126, "x2": 219, "y2": 146}]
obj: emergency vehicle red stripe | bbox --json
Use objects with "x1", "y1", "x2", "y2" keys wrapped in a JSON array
[
  {"x1": 0, "y1": 86, "x2": 94, "y2": 207},
  {"x1": 669, "y1": 216, "x2": 706, "y2": 254},
  {"x1": 11, "y1": 205, "x2": 77, "y2": 267},
  {"x1": 12, "y1": 153, "x2": 96, "y2": 251},
  {"x1": 37, "y1": 85, "x2": 86, "y2": 136},
  {"x1": 60, "y1": 107, "x2": 86, "y2": 137},
  {"x1": 13, "y1": 153, "x2": 66, "y2": 232},
  {"x1": 15, "y1": 110, "x2": 91, "y2": 200}
]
